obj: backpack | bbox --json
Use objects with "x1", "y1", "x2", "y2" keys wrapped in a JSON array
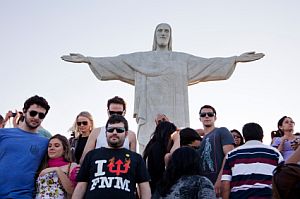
[{"x1": 272, "y1": 162, "x2": 300, "y2": 199}]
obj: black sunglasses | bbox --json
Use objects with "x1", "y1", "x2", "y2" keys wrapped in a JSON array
[
  {"x1": 77, "y1": 121, "x2": 88, "y2": 126},
  {"x1": 108, "y1": 111, "x2": 124, "y2": 115},
  {"x1": 106, "y1": 127, "x2": 126, "y2": 133},
  {"x1": 29, "y1": 110, "x2": 46, "y2": 119},
  {"x1": 200, "y1": 112, "x2": 215, "y2": 117}
]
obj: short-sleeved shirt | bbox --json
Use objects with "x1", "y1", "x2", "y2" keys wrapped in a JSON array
[
  {"x1": 0, "y1": 128, "x2": 48, "y2": 198},
  {"x1": 197, "y1": 127, "x2": 234, "y2": 184},
  {"x1": 77, "y1": 147, "x2": 150, "y2": 199},
  {"x1": 272, "y1": 137, "x2": 294, "y2": 160},
  {"x1": 222, "y1": 140, "x2": 283, "y2": 199}
]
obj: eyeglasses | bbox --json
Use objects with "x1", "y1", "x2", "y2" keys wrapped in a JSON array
[
  {"x1": 233, "y1": 135, "x2": 241, "y2": 139},
  {"x1": 106, "y1": 127, "x2": 126, "y2": 133},
  {"x1": 29, "y1": 110, "x2": 46, "y2": 119},
  {"x1": 77, "y1": 121, "x2": 88, "y2": 126},
  {"x1": 108, "y1": 111, "x2": 124, "y2": 115},
  {"x1": 200, "y1": 112, "x2": 215, "y2": 117}
]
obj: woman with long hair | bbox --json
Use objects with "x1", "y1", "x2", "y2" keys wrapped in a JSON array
[
  {"x1": 272, "y1": 116, "x2": 297, "y2": 160},
  {"x1": 70, "y1": 111, "x2": 94, "y2": 163},
  {"x1": 157, "y1": 147, "x2": 215, "y2": 199},
  {"x1": 230, "y1": 129, "x2": 244, "y2": 148},
  {"x1": 142, "y1": 121, "x2": 177, "y2": 194},
  {"x1": 36, "y1": 134, "x2": 79, "y2": 199}
]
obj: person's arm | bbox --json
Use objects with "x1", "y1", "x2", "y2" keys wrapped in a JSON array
[
  {"x1": 12, "y1": 111, "x2": 23, "y2": 127},
  {"x1": 235, "y1": 51, "x2": 265, "y2": 63},
  {"x1": 80, "y1": 128, "x2": 99, "y2": 164},
  {"x1": 3, "y1": 110, "x2": 14, "y2": 127},
  {"x1": 164, "y1": 130, "x2": 180, "y2": 166},
  {"x1": 286, "y1": 145, "x2": 300, "y2": 164},
  {"x1": 274, "y1": 136, "x2": 288, "y2": 153},
  {"x1": 169, "y1": 130, "x2": 180, "y2": 154},
  {"x1": 214, "y1": 144, "x2": 234, "y2": 197},
  {"x1": 39, "y1": 166, "x2": 76, "y2": 194},
  {"x1": 128, "y1": 130, "x2": 137, "y2": 152},
  {"x1": 56, "y1": 165, "x2": 76, "y2": 194},
  {"x1": 221, "y1": 181, "x2": 231, "y2": 199},
  {"x1": 138, "y1": 181, "x2": 151, "y2": 199},
  {"x1": 72, "y1": 182, "x2": 87, "y2": 199}
]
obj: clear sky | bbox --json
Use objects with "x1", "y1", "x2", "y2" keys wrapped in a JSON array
[{"x1": 1, "y1": 0, "x2": 299, "y2": 144}]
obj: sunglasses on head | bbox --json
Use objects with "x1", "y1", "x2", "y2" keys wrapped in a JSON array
[
  {"x1": 200, "y1": 112, "x2": 215, "y2": 117},
  {"x1": 106, "y1": 127, "x2": 126, "y2": 133},
  {"x1": 108, "y1": 111, "x2": 124, "y2": 115},
  {"x1": 29, "y1": 110, "x2": 46, "y2": 119},
  {"x1": 77, "y1": 121, "x2": 88, "y2": 126}
]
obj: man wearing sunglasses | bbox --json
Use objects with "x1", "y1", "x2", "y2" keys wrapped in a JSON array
[
  {"x1": 73, "y1": 114, "x2": 151, "y2": 199},
  {"x1": 80, "y1": 96, "x2": 137, "y2": 164},
  {"x1": 196, "y1": 105, "x2": 234, "y2": 198},
  {"x1": 0, "y1": 95, "x2": 50, "y2": 198}
]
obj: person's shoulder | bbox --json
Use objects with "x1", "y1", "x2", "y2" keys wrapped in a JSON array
[
  {"x1": 90, "y1": 147, "x2": 105, "y2": 153},
  {"x1": 272, "y1": 137, "x2": 281, "y2": 142},
  {"x1": 217, "y1": 127, "x2": 233, "y2": 137},
  {"x1": 37, "y1": 127, "x2": 52, "y2": 139},
  {"x1": 84, "y1": 147, "x2": 104, "y2": 160},
  {"x1": 90, "y1": 127, "x2": 102, "y2": 138},
  {"x1": 127, "y1": 130, "x2": 136, "y2": 139},
  {"x1": 0, "y1": 127, "x2": 15, "y2": 137},
  {"x1": 262, "y1": 143, "x2": 282, "y2": 153},
  {"x1": 212, "y1": 127, "x2": 231, "y2": 137},
  {"x1": 0, "y1": 127, "x2": 14, "y2": 133},
  {"x1": 217, "y1": 127, "x2": 230, "y2": 132},
  {"x1": 36, "y1": 134, "x2": 49, "y2": 144},
  {"x1": 128, "y1": 129, "x2": 136, "y2": 135},
  {"x1": 121, "y1": 148, "x2": 141, "y2": 157}
]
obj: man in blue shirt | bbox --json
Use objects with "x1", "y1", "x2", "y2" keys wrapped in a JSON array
[{"x1": 0, "y1": 95, "x2": 50, "y2": 198}]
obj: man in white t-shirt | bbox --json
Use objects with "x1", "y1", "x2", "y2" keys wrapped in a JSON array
[{"x1": 80, "y1": 96, "x2": 136, "y2": 164}]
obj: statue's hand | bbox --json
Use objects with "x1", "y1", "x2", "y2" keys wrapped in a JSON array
[
  {"x1": 61, "y1": 53, "x2": 89, "y2": 63},
  {"x1": 236, "y1": 51, "x2": 265, "y2": 63}
]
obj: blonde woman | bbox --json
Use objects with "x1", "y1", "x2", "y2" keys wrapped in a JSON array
[{"x1": 70, "y1": 111, "x2": 94, "y2": 163}]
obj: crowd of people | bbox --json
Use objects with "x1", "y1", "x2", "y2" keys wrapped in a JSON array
[{"x1": 1, "y1": 95, "x2": 300, "y2": 199}]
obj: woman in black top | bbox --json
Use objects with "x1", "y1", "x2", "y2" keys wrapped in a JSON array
[{"x1": 70, "y1": 111, "x2": 94, "y2": 163}]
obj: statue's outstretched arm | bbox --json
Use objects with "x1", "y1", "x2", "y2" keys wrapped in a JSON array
[
  {"x1": 61, "y1": 53, "x2": 90, "y2": 64},
  {"x1": 236, "y1": 51, "x2": 265, "y2": 63}
]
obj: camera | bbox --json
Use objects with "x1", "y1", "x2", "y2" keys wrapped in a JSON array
[
  {"x1": 291, "y1": 138, "x2": 300, "y2": 145},
  {"x1": 11, "y1": 112, "x2": 17, "y2": 117},
  {"x1": 291, "y1": 138, "x2": 300, "y2": 150}
]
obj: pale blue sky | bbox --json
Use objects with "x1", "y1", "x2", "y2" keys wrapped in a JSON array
[{"x1": 1, "y1": 0, "x2": 299, "y2": 144}]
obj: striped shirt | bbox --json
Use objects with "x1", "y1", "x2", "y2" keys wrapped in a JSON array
[{"x1": 221, "y1": 140, "x2": 283, "y2": 199}]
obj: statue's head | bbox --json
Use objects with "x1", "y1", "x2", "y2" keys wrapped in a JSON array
[{"x1": 152, "y1": 23, "x2": 172, "y2": 51}]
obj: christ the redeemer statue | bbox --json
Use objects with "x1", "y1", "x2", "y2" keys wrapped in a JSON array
[{"x1": 61, "y1": 23, "x2": 264, "y2": 151}]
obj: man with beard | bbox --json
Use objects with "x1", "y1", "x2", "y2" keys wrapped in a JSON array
[
  {"x1": 73, "y1": 114, "x2": 151, "y2": 199},
  {"x1": 79, "y1": 96, "x2": 137, "y2": 165},
  {"x1": 0, "y1": 95, "x2": 50, "y2": 198},
  {"x1": 197, "y1": 105, "x2": 234, "y2": 197}
]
